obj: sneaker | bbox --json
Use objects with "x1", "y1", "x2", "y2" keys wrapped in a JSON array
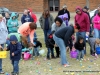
[
  {"x1": 64, "y1": 64, "x2": 71, "y2": 67},
  {"x1": 0, "y1": 71, "x2": 5, "y2": 74}
]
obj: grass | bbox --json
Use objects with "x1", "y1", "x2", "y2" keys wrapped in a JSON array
[{"x1": 2, "y1": 28, "x2": 100, "y2": 75}]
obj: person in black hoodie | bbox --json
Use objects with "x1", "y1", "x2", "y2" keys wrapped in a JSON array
[
  {"x1": 53, "y1": 24, "x2": 80, "y2": 67},
  {"x1": 74, "y1": 36, "x2": 85, "y2": 60},
  {"x1": 46, "y1": 31, "x2": 55, "y2": 60},
  {"x1": 58, "y1": 4, "x2": 70, "y2": 21}
]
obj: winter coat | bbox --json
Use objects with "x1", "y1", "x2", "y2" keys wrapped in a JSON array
[
  {"x1": 39, "y1": 15, "x2": 54, "y2": 30},
  {"x1": 7, "y1": 35, "x2": 22, "y2": 61},
  {"x1": 75, "y1": 7, "x2": 90, "y2": 32},
  {"x1": 93, "y1": 14, "x2": 100, "y2": 30},
  {"x1": 58, "y1": 13, "x2": 69, "y2": 26},
  {"x1": 7, "y1": 12, "x2": 19, "y2": 33},
  {"x1": 0, "y1": 18, "x2": 8, "y2": 44}
]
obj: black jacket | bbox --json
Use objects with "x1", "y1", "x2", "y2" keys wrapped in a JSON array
[
  {"x1": 55, "y1": 26, "x2": 74, "y2": 47},
  {"x1": 34, "y1": 40, "x2": 42, "y2": 48},
  {"x1": 74, "y1": 42, "x2": 85, "y2": 51},
  {"x1": 46, "y1": 34, "x2": 55, "y2": 48},
  {"x1": 58, "y1": 8, "x2": 70, "y2": 21}
]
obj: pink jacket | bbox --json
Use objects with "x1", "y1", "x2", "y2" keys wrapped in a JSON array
[
  {"x1": 18, "y1": 22, "x2": 35, "y2": 44},
  {"x1": 75, "y1": 7, "x2": 90, "y2": 32},
  {"x1": 93, "y1": 14, "x2": 100, "y2": 30}
]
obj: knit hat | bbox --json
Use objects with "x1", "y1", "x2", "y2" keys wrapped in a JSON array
[
  {"x1": 63, "y1": 4, "x2": 67, "y2": 8},
  {"x1": 0, "y1": 14, "x2": 3, "y2": 18}
]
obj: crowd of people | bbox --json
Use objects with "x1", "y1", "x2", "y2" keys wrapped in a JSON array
[{"x1": 0, "y1": 4, "x2": 100, "y2": 75}]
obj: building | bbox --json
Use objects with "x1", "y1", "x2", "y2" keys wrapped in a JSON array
[{"x1": 0, "y1": 0, "x2": 100, "y2": 12}]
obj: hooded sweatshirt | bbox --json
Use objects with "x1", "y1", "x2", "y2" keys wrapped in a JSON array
[
  {"x1": 7, "y1": 35, "x2": 22, "y2": 60},
  {"x1": 28, "y1": 9, "x2": 37, "y2": 23},
  {"x1": 0, "y1": 19, "x2": 8, "y2": 44},
  {"x1": 18, "y1": 22, "x2": 35, "y2": 44},
  {"x1": 75, "y1": 7, "x2": 90, "y2": 32},
  {"x1": 58, "y1": 13, "x2": 69, "y2": 26},
  {"x1": 7, "y1": 12, "x2": 19, "y2": 33},
  {"x1": 93, "y1": 14, "x2": 100, "y2": 30},
  {"x1": 21, "y1": 14, "x2": 33, "y2": 24}
]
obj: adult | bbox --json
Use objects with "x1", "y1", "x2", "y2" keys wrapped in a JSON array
[
  {"x1": 7, "y1": 12, "x2": 19, "y2": 33},
  {"x1": 28, "y1": 9, "x2": 37, "y2": 23},
  {"x1": 58, "y1": 13, "x2": 69, "y2": 26},
  {"x1": 0, "y1": 14, "x2": 8, "y2": 74},
  {"x1": 52, "y1": 17, "x2": 66, "y2": 58},
  {"x1": 39, "y1": 9, "x2": 54, "y2": 43},
  {"x1": 58, "y1": 4, "x2": 70, "y2": 21},
  {"x1": 75, "y1": 7, "x2": 90, "y2": 55},
  {"x1": 53, "y1": 24, "x2": 80, "y2": 66},
  {"x1": 21, "y1": 9, "x2": 33, "y2": 24},
  {"x1": 18, "y1": 22, "x2": 37, "y2": 46},
  {"x1": 93, "y1": 10, "x2": 100, "y2": 38},
  {"x1": 94, "y1": 5, "x2": 100, "y2": 16},
  {"x1": 83, "y1": 6, "x2": 93, "y2": 37}
]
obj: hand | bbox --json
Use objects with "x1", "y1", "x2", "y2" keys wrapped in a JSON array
[
  {"x1": 3, "y1": 48, "x2": 7, "y2": 51},
  {"x1": 12, "y1": 53, "x2": 14, "y2": 56},
  {"x1": 54, "y1": 44, "x2": 57, "y2": 47},
  {"x1": 0, "y1": 45, "x2": 2, "y2": 49},
  {"x1": 86, "y1": 32, "x2": 89, "y2": 36}
]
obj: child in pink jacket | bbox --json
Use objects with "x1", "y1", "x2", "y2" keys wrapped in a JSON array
[
  {"x1": 93, "y1": 10, "x2": 100, "y2": 38},
  {"x1": 18, "y1": 22, "x2": 37, "y2": 45}
]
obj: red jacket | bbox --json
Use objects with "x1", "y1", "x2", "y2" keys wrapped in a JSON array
[
  {"x1": 28, "y1": 9, "x2": 37, "y2": 23},
  {"x1": 75, "y1": 7, "x2": 90, "y2": 32}
]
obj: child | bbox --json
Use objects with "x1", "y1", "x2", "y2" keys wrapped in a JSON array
[
  {"x1": 46, "y1": 32, "x2": 55, "y2": 60},
  {"x1": 74, "y1": 36, "x2": 85, "y2": 60},
  {"x1": 6, "y1": 35, "x2": 22, "y2": 75},
  {"x1": 33, "y1": 40, "x2": 42, "y2": 57}
]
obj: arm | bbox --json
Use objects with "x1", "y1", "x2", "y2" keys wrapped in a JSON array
[
  {"x1": 67, "y1": 11, "x2": 70, "y2": 21},
  {"x1": 39, "y1": 16, "x2": 43, "y2": 28},
  {"x1": 7, "y1": 20, "x2": 13, "y2": 28},
  {"x1": 51, "y1": 23, "x2": 56, "y2": 31},
  {"x1": 14, "y1": 43, "x2": 22, "y2": 55},
  {"x1": 85, "y1": 14, "x2": 90, "y2": 32},
  {"x1": 21, "y1": 16, "x2": 25, "y2": 24},
  {"x1": 50, "y1": 15, "x2": 54, "y2": 25},
  {"x1": 29, "y1": 30, "x2": 35, "y2": 44}
]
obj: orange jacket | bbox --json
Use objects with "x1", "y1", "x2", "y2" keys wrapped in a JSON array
[{"x1": 18, "y1": 22, "x2": 35, "y2": 44}]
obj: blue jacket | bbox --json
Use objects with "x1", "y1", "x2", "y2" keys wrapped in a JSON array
[
  {"x1": 21, "y1": 14, "x2": 33, "y2": 24},
  {"x1": 7, "y1": 35, "x2": 22, "y2": 61},
  {"x1": 7, "y1": 12, "x2": 19, "y2": 33}
]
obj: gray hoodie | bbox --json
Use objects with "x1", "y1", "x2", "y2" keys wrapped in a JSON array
[
  {"x1": 0, "y1": 19, "x2": 8, "y2": 44},
  {"x1": 51, "y1": 22, "x2": 66, "y2": 32}
]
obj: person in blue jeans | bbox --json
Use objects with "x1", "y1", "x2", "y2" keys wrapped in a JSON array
[
  {"x1": 74, "y1": 36, "x2": 85, "y2": 60},
  {"x1": 6, "y1": 35, "x2": 22, "y2": 75},
  {"x1": 53, "y1": 24, "x2": 80, "y2": 67},
  {"x1": 0, "y1": 14, "x2": 8, "y2": 74}
]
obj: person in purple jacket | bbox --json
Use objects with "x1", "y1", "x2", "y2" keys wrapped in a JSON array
[
  {"x1": 58, "y1": 13, "x2": 69, "y2": 26},
  {"x1": 75, "y1": 6, "x2": 90, "y2": 55}
]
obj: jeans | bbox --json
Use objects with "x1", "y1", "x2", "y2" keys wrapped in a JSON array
[
  {"x1": 11, "y1": 60, "x2": 19, "y2": 73},
  {"x1": 0, "y1": 44, "x2": 4, "y2": 72},
  {"x1": 43, "y1": 29, "x2": 51, "y2": 43},
  {"x1": 94, "y1": 28, "x2": 100, "y2": 39},
  {"x1": 76, "y1": 50, "x2": 84, "y2": 60},
  {"x1": 76, "y1": 32, "x2": 86, "y2": 54},
  {"x1": 33, "y1": 46, "x2": 40, "y2": 56},
  {"x1": 53, "y1": 35, "x2": 68, "y2": 65},
  {"x1": 47, "y1": 48, "x2": 54, "y2": 58}
]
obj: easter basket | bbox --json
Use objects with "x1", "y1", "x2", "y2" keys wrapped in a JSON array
[
  {"x1": 70, "y1": 48, "x2": 78, "y2": 58},
  {"x1": 0, "y1": 50, "x2": 7, "y2": 58},
  {"x1": 96, "y1": 47, "x2": 100, "y2": 55}
]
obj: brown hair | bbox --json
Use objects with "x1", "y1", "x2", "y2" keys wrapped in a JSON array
[
  {"x1": 29, "y1": 22, "x2": 37, "y2": 30},
  {"x1": 42, "y1": 9, "x2": 50, "y2": 18}
]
